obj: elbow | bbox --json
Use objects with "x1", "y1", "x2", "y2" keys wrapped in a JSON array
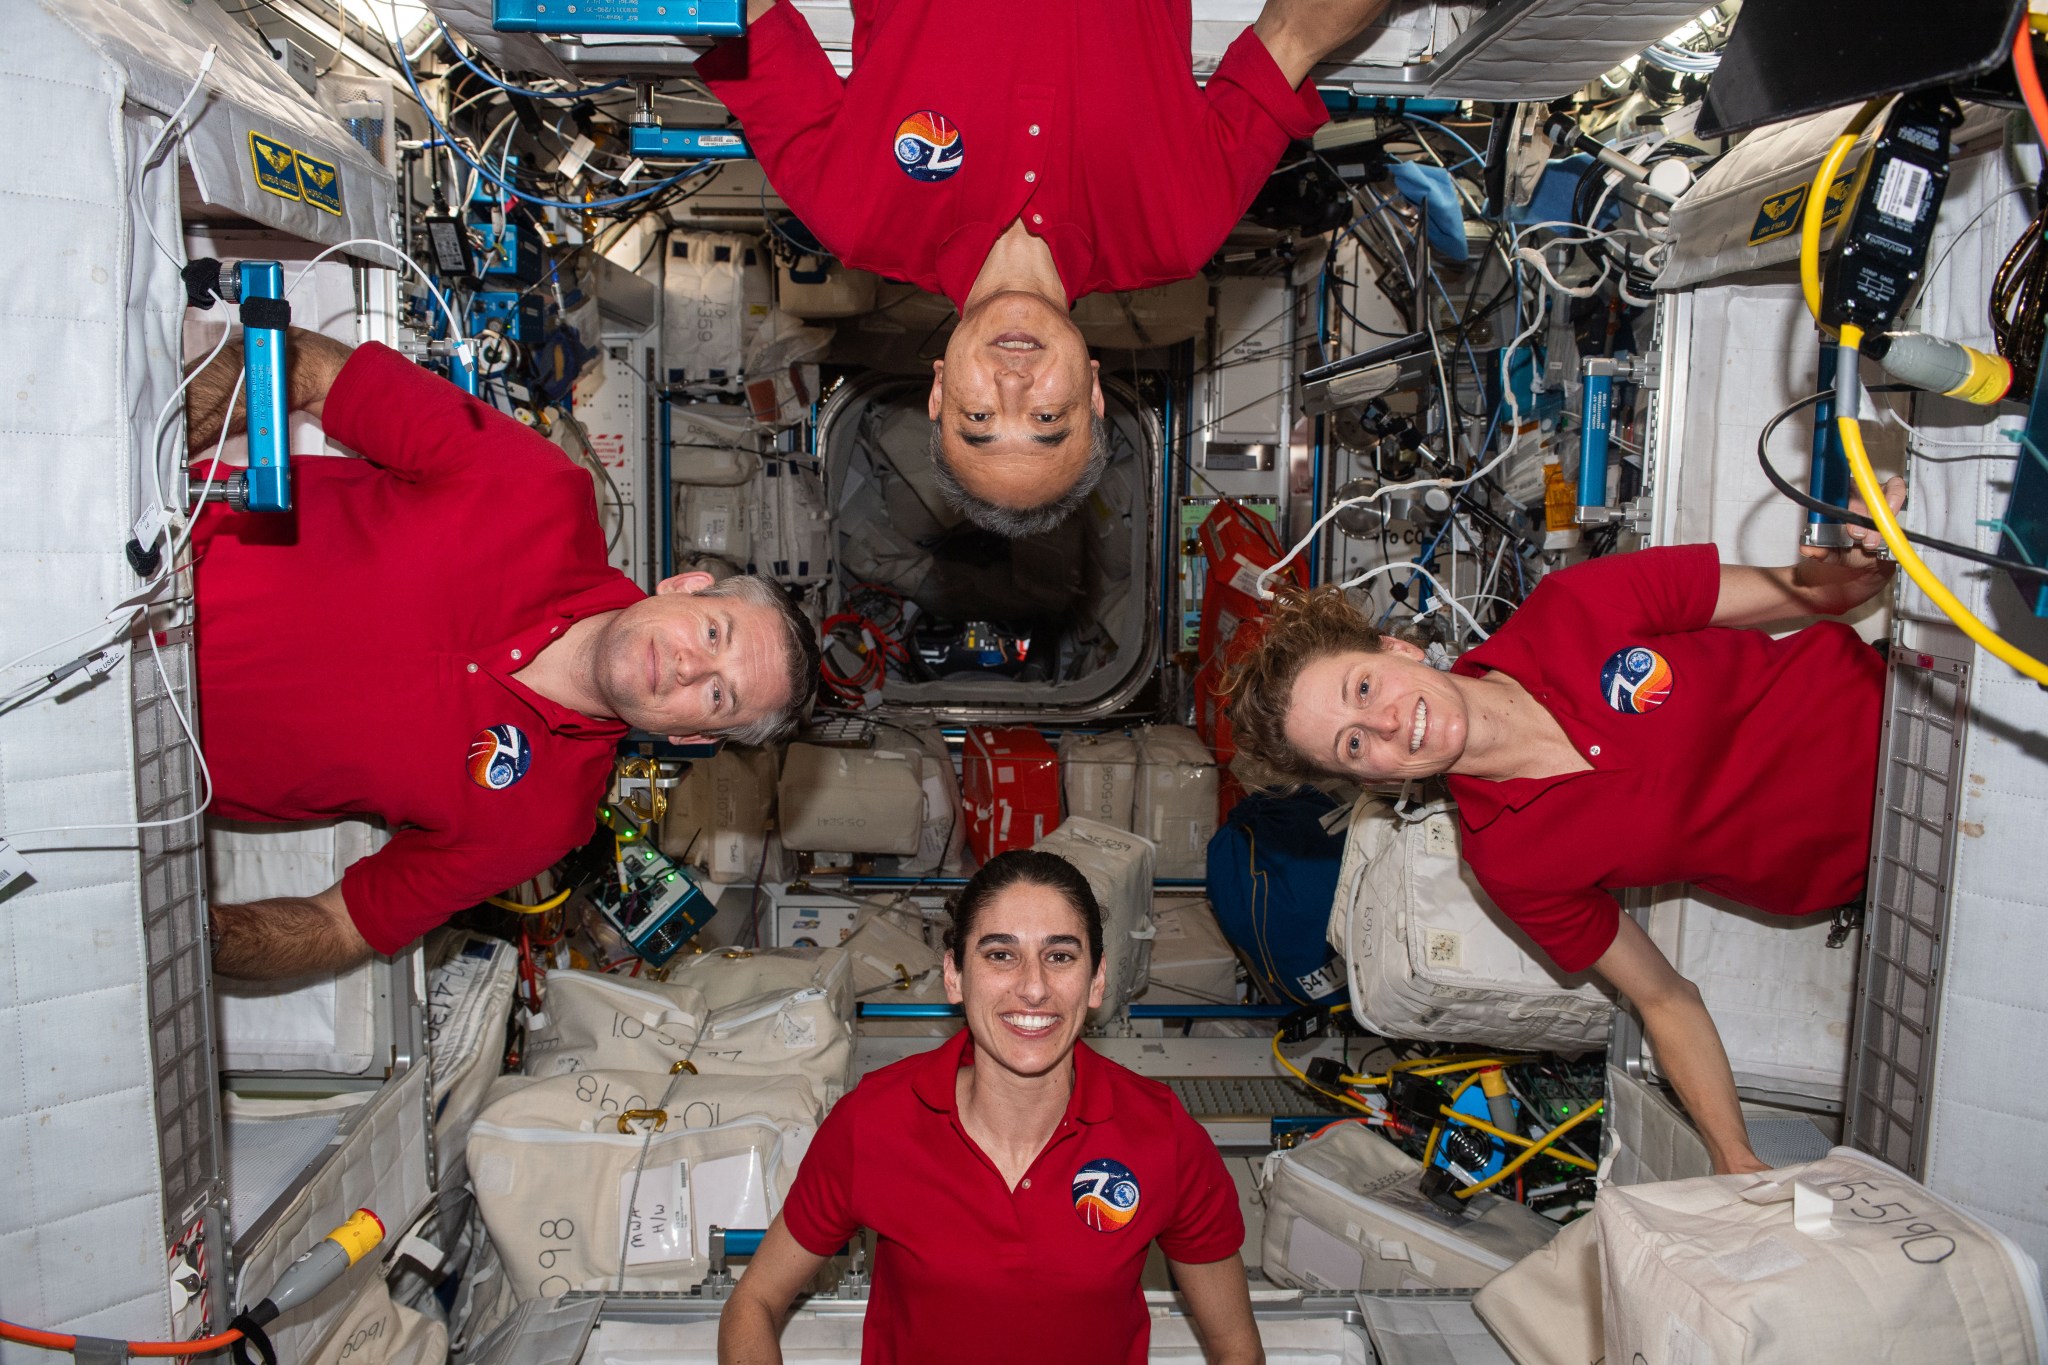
[{"x1": 1632, "y1": 970, "x2": 1704, "y2": 1018}]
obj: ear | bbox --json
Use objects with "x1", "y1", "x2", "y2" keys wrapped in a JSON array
[
  {"x1": 1380, "y1": 636, "x2": 1428, "y2": 662},
  {"x1": 654, "y1": 570, "x2": 716, "y2": 596},
  {"x1": 927, "y1": 359, "x2": 945, "y2": 422},
  {"x1": 943, "y1": 950, "x2": 965, "y2": 1005},
  {"x1": 1088, "y1": 357, "x2": 1105, "y2": 419},
  {"x1": 1086, "y1": 953, "x2": 1106, "y2": 1011}
]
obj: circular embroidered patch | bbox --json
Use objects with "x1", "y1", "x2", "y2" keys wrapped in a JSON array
[
  {"x1": 894, "y1": 111, "x2": 964, "y2": 182},
  {"x1": 1598, "y1": 646, "x2": 1673, "y2": 714},
  {"x1": 468, "y1": 724, "x2": 533, "y2": 790},
  {"x1": 1072, "y1": 1158, "x2": 1141, "y2": 1232}
]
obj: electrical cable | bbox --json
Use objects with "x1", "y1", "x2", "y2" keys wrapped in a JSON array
[
  {"x1": 488, "y1": 887, "x2": 574, "y2": 914},
  {"x1": 430, "y1": 16, "x2": 627, "y2": 99},
  {"x1": 1435, "y1": 1104, "x2": 1598, "y2": 1172},
  {"x1": 1835, "y1": 325, "x2": 2048, "y2": 683},
  {"x1": 1799, "y1": 100, "x2": 1887, "y2": 328},
  {"x1": 384, "y1": 0, "x2": 716, "y2": 214},
  {"x1": 135, "y1": 45, "x2": 220, "y2": 268},
  {"x1": 1755, "y1": 391, "x2": 2048, "y2": 582},
  {"x1": 0, "y1": 1321, "x2": 244, "y2": 1357},
  {"x1": 1455, "y1": 1098, "x2": 1603, "y2": 1199},
  {"x1": 2015, "y1": 14, "x2": 2048, "y2": 149},
  {"x1": 1271, "y1": 1030, "x2": 1378, "y2": 1116}
]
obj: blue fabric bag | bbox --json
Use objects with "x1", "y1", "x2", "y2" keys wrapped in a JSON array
[{"x1": 1205, "y1": 790, "x2": 1349, "y2": 1006}]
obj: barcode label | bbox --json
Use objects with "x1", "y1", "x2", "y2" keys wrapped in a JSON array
[{"x1": 1874, "y1": 161, "x2": 1931, "y2": 224}]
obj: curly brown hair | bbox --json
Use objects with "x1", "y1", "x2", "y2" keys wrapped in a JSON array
[{"x1": 1220, "y1": 585, "x2": 1389, "y2": 785}]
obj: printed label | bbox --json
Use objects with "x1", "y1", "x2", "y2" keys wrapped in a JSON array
[
  {"x1": 618, "y1": 1162, "x2": 691, "y2": 1267},
  {"x1": 1874, "y1": 160, "x2": 1931, "y2": 224},
  {"x1": 1425, "y1": 929, "x2": 1463, "y2": 969}
]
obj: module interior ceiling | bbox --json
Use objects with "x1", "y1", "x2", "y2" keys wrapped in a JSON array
[{"x1": 427, "y1": 0, "x2": 1716, "y2": 100}]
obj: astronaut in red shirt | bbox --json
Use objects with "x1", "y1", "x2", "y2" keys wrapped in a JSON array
[
  {"x1": 185, "y1": 331, "x2": 819, "y2": 979},
  {"x1": 700, "y1": 0, "x2": 1387, "y2": 536},
  {"x1": 1222, "y1": 492, "x2": 1905, "y2": 1177}
]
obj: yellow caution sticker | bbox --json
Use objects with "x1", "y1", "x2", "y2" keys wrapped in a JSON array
[
  {"x1": 249, "y1": 131, "x2": 303, "y2": 202},
  {"x1": 1748, "y1": 157, "x2": 1865, "y2": 246},
  {"x1": 295, "y1": 150, "x2": 343, "y2": 216}
]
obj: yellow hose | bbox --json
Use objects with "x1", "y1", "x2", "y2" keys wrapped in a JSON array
[
  {"x1": 1456, "y1": 1099, "x2": 1605, "y2": 1199},
  {"x1": 1436, "y1": 1105, "x2": 1599, "y2": 1173},
  {"x1": 1799, "y1": 100, "x2": 1887, "y2": 328},
  {"x1": 488, "y1": 886, "x2": 573, "y2": 915},
  {"x1": 1835, "y1": 327, "x2": 2048, "y2": 683}
]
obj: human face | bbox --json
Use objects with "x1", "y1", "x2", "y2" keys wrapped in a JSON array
[
  {"x1": 1283, "y1": 641, "x2": 1470, "y2": 782},
  {"x1": 943, "y1": 881, "x2": 1106, "y2": 1082},
  {"x1": 594, "y1": 573, "x2": 789, "y2": 743},
  {"x1": 930, "y1": 290, "x2": 1104, "y2": 510}
]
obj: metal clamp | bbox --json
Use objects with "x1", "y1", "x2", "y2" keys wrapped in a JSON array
[{"x1": 669, "y1": 1058, "x2": 698, "y2": 1075}]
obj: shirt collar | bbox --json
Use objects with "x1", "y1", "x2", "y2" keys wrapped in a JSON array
[
  {"x1": 934, "y1": 221, "x2": 1098, "y2": 312},
  {"x1": 910, "y1": 1028, "x2": 1113, "y2": 1124},
  {"x1": 1445, "y1": 654, "x2": 1608, "y2": 831},
  {"x1": 477, "y1": 579, "x2": 645, "y2": 741}
]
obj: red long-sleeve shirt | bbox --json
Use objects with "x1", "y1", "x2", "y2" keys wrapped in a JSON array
[
  {"x1": 698, "y1": 0, "x2": 1328, "y2": 308},
  {"x1": 194, "y1": 344, "x2": 644, "y2": 953}
]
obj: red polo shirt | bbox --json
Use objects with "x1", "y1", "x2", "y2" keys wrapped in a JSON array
[
  {"x1": 193, "y1": 344, "x2": 644, "y2": 955},
  {"x1": 1445, "y1": 545, "x2": 1885, "y2": 974},
  {"x1": 780, "y1": 1029, "x2": 1243, "y2": 1364},
  {"x1": 697, "y1": 0, "x2": 1328, "y2": 308}
]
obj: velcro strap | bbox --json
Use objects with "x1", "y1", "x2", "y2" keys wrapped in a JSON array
[{"x1": 239, "y1": 296, "x2": 291, "y2": 331}]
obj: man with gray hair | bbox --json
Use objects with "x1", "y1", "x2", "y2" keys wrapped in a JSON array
[
  {"x1": 185, "y1": 330, "x2": 819, "y2": 979},
  {"x1": 700, "y1": 0, "x2": 1389, "y2": 535}
]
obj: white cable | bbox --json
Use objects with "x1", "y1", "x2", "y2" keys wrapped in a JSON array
[
  {"x1": 1329, "y1": 562, "x2": 1490, "y2": 641},
  {"x1": 134, "y1": 46, "x2": 219, "y2": 268}
]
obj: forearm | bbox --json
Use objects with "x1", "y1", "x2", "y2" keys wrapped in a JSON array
[
  {"x1": 186, "y1": 327, "x2": 353, "y2": 453},
  {"x1": 715, "y1": 1298, "x2": 786, "y2": 1365},
  {"x1": 210, "y1": 896, "x2": 373, "y2": 979},
  {"x1": 1785, "y1": 559, "x2": 1895, "y2": 616},
  {"x1": 745, "y1": 0, "x2": 774, "y2": 21},
  {"x1": 1635, "y1": 985, "x2": 1762, "y2": 1174}
]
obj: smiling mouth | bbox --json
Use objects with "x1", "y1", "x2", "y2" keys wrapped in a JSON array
[
  {"x1": 1410, "y1": 698, "x2": 1428, "y2": 755},
  {"x1": 991, "y1": 331, "x2": 1043, "y2": 351},
  {"x1": 1000, "y1": 1011, "x2": 1059, "y2": 1036}
]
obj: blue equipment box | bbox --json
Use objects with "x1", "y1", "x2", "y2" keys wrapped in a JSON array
[
  {"x1": 492, "y1": 0, "x2": 742, "y2": 38},
  {"x1": 2004, "y1": 338, "x2": 2048, "y2": 616},
  {"x1": 627, "y1": 125, "x2": 751, "y2": 159},
  {"x1": 472, "y1": 290, "x2": 544, "y2": 345},
  {"x1": 473, "y1": 219, "x2": 545, "y2": 285}
]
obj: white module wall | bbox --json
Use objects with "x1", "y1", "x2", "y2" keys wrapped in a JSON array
[
  {"x1": 1635, "y1": 278, "x2": 1901, "y2": 1111},
  {"x1": 0, "y1": 2, "x2": 216, "y2": 1350},
  {"x1": 1845, "y1": 145, "x2": 2048, "y2": 1269}
]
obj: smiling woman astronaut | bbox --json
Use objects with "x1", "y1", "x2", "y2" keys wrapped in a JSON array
[
  {"x1": 1223, "y1": 480, "x2": 1909, "y2": 1177},
  {"x1": 716, "y1": 851, "x2": 1259, "y2": 1365}
]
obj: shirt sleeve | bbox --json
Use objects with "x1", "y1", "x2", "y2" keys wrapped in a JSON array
[
  {"x1": 1540, "y1": 543, "x2": 1723, "y2": 637},
  {"x1": 696, "y1": 4, "x2": 854, "y2": 253},
  {"x1": 320, "y1": 343, "x2": 582, "y2": 485},
  {"x1": 339, "y1": 830, "x2": 569, "y2": 956},
  {"x1": 779, "y1": 1096, "x2": 862, "y2": 1256},
  {"x1": 1174, "y1": 28, "x2": 1330, "y2": 274},
  {"x1": 1156, "y1": 1101, "x2": 1245, "y2": 1264}
]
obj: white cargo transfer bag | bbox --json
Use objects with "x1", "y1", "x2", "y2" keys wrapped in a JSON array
[
  {"x1": 776, "y1": 743, "x2": 924, "y2": 856},
  {"x1": 523, "y1": 951, "x2": 856, "y2": 1106},
  {"x1": 307, "y1": 1276, "x2": 447, "y2": 1365},
  {"x1": 1332, "y1": 799, "x2": 1612, "y2": 1050},
  {"x1": 1133, "y1": 725, "x2": 1219, "y2": 878},
  {"x1": 1139, "y1": 896, "x2": 1240, "y2": 1005},
  {"x1": 1032, "y1": 818, "x2": 1157, "y2": 1023},
  {"x1": 895, "y1": 724, "x2": 964, "y2": 876},
  {"x1": 465, "y1": 1070, "x2": 817, "y2": 1297},
  {"x1": 1600, "y1": 1148, "x2": 2045, "y2": 1365},
  {"x1": 840, "y1": 898, "x2": 956, "y2": 1038},
  {"x1": 422, "y1": 931, "x2": 518, "y2": 1185},
  {"x1": 1059, "y1": 731, "x2": 1138, "y2": 830},
  {"x1": 1260, "y1": 1123, "x2": 1560, "y2": 1293},
  {"x1": 660, "y1": 748, "x2": 779, "y2": 884}
]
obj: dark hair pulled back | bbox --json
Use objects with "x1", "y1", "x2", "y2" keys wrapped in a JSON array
[{"x1": 943, "y1": 849, "x2": 1104, "y2": 968}]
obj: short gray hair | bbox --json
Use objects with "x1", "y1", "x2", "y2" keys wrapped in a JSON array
[
  {"x1": 697, "y1": 575, "x2": 818, "y2": 745},
  {"x1": 928, "y1": 413, "x2": 1111, "y2": 539}
]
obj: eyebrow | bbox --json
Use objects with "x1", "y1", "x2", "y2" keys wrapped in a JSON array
[
  {"x1": 972, "y1": 932, "x2": 1083, "y2": 950},
  {"x1": 723, "y1": 616, "x2": 739, "y2": 714}
]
